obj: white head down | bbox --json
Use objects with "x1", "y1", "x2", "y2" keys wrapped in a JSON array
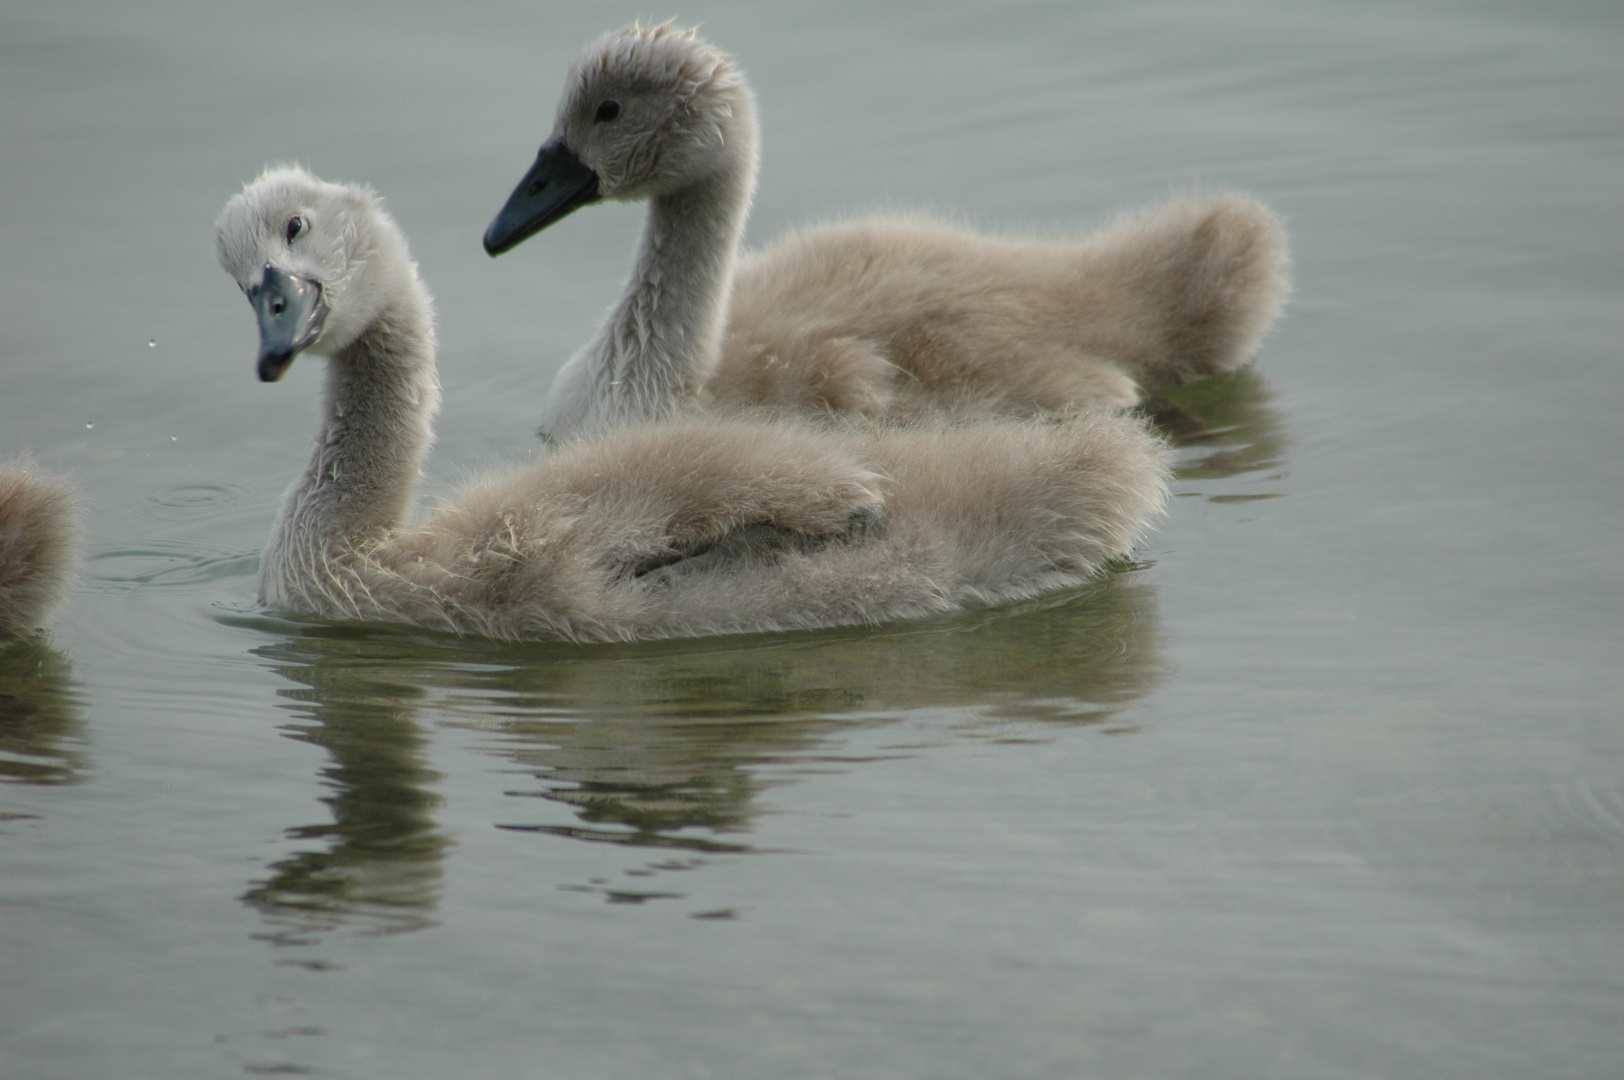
[
  {"x1": 484, "y1": 21, "x2": 758, "y2": 255},
  {"x1": 216, "y1": 166, "x2": 425, "y2": 381}
]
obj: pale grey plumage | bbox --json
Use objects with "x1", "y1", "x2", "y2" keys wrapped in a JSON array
[
  {"x1": 0, "y1": 458, "x2": 78, "y2": 643},
  {"x1": 497, "y1": 22, "x2": 1291, "y2": 441}
]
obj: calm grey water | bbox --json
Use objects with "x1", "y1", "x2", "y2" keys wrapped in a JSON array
[{"x1": 3, "y1": 1, "x2": 1621, "y2": 1077}]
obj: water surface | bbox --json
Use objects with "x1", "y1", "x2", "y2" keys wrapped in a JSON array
[{"x1": 2, "y1": 1, "x2": 1620, "y2": 1077}]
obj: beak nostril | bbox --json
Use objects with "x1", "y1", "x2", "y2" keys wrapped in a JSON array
[{"x1": 271, "y1": 298, "x2": 286, "y2": 316}]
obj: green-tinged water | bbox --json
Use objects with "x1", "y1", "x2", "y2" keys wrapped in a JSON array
[{"x1": 2, "y1": 1, "x2": 1620, "y2": 1077}]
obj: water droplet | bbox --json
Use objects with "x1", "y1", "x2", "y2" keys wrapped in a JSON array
[
  {"x1": 85, "y1": 423, "x2": 94, "y2": 430},
  {"x1": 148, "y1": 339, "x2": 156, "y2": 348},
  {"x1": 171, "y1": 436, "x2": 177, "y2": 442}
]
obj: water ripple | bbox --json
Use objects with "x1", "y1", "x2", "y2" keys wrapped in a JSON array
[
  {"x1": 137, "y1": 481, "x2": 254, "y2": 521},
  {"x1": 86, "y1": 543, "x2": 258, "y2": 591}
]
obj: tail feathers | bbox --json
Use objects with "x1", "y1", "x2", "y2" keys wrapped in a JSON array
[
  {"x1": 0, "y1": 459, "x2": 79, "y2": 643},
  {"x1": 1105, "y1": 192, "x2": 1293, "y2": 388}
]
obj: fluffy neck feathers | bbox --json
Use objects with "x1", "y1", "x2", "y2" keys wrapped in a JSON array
[
  {"x1": 262, "y1": 272, "x2": 439, "y2": 597},
  {"x1": 548, "y1": 119, "x2": 757, "y2": 438}
]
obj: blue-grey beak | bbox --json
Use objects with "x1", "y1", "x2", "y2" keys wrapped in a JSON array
[
  {"x1": 250, "y1": 265, "x2": 327, "y2": 382},
  {"x1": 483, "y1": 139, "x2": 601, "y2": 256}
]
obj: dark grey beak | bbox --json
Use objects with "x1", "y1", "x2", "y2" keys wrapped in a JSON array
[
  {"x1": 483, "y1": 139, "x2": 601, "y2": 256},
  {"x1": 249, "y1": 265, "x2": 327, "y2": 382}
]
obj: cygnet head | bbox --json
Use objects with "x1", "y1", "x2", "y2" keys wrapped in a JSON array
[
  {"x1": 484, "y1": 21, "x2": 756, "y2": 255},
  {"x1": 216, "y1": 166, "x2": 413, "y2": 381}
]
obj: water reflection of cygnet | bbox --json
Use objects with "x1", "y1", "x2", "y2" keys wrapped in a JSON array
[
  {"x1": 236, "y1": 565, "x2": 1160, "y2": 927},
  {"x1": 1146, "y1": 365, "x2": 1289, "y2": 490},
  {"x1": 0, "y1": 639, "x2": 86, "y2": 787},
  {"x1": 465, "y1": 574, "x2": 1164, "y2": 858}
]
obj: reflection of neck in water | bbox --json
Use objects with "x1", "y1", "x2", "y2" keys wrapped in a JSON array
[
  {"x1": 0, "y1": 639, "x2": 85, "y2": 786},
  {"x1": 237, "y1": 567, "x2": 1161, "y2": 918},
  {"x1": 244, "y1": 633, "x2": 450, "y2": 940}
]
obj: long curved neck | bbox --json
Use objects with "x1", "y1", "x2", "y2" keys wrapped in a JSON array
[
  {"x1": 552, "y1": 133, "x2": 756, "y2": 437},
  {"x1": 267, "y1": 282, "x2": 440, "y2": 575}
]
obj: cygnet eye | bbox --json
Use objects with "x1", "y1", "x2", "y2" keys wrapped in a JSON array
[
  {"x1": 285, "y1": 216, "x2": 305, "y2": 243},
  {"x1": 594, "y1": 100, "x2": 621, "y2": 124}
]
